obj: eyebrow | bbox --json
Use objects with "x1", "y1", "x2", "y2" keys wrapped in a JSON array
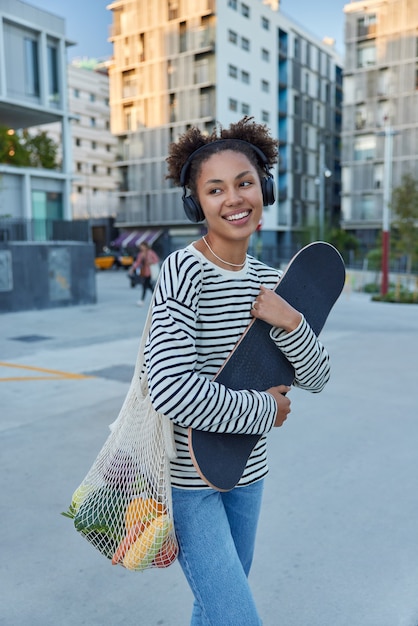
[{"x1": 203, "y1": 170, "x2": 254, "y2": 186}]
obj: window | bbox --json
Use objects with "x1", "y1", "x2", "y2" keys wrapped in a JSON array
[
  {"x1": 261, "y1": 79, "x2": 270, "y2": 93},
  {"x1": 357, "y1": 14, "x2": 376, "y2": 38},
  {"x1": 261, "y1": 16, "x2": 270, "y2": 30},
  {"x1": 262, "y1": 48, "x2": 270, "y2": 62},
  {"x1": 47, "y1": 43, "x2": 59, "y2": 103},
  {"x1": 261, "y1": 110, "x2": 270, "y2": 123},
  {"x1": 90, "y1": 117, "x2": 96, "y2": 127},
  {"x1": 168, "y1": 0, "x2": 178, "y2": 20},
  {"x1": 241, "y1": 3, "x2": 250, "y2": 17},
  {"x1": 77, "y1": 186, "x2": 83, "y2": 194},
  {"x1": 91, "y1": 141, "x2": 97, "y2": 149},
  {"x1": 242, "y1": 103, "x2": 250, "y2": 115},
  {"x1": 228, "y1": 30, "x2": 238, "y2": 45},
  {"x1": 75, "y1": 138, "x2": 81, "y2": 147},
  {"x1": 241, "y1": 37, "x2": 250, "y2": 51},
  {"x1": 74, "y1": 88, "x2": 80, "y2": 98},
  {"x1": 107, "y1": 167, "x2": 112, "y2": 176},
  {"x1": 357, "y1": 42, "x2": 376, "y2": 67},
  {"x1": 106, "y1": 144, "x2": 111, "y2": 152},
  {"x1": 76, "y1": 162, "x2": 82, "y2": 172},
  {"x1": 354, "y1": 135, "x2": 375, "y2": 161},
  {"x1": 179, "y1": 21, "x2": 187, "y2": 53},
  {"x1": 294, "y1": 37, "x2": 300, "y2": 60},
  {"x1": 306, "y1": 42, "x2": 311, "y2": 67},
  {"x1": 228, "y1": 0, "x2": 237, "y2": 8},
  {"x1": 24, "y1": 37, "x2": 40, "y2": 97},
  {"x1": 241, "y1": 70, "x2": 250, "y2": 84},
  {"x1": 92, "y1": 165, "x2": 97, "y2": 174},
  {"x1": 228, "y1": 64, "x2": 238, "y2": 78},
  {"x1": 228, "y1": 98, "x2": 238, "y2": 111}
]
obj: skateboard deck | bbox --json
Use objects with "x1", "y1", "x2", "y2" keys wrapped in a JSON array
[{"x1": 188, "y1": 241, "x2": 346, "y2": 491}]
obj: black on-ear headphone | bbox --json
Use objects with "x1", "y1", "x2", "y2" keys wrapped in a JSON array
[{"x1": 179, "y1": 139, "x2": 276, "y2": 223}]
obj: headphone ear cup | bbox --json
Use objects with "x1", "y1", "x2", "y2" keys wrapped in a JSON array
[
  {"x1": 261, "y1": 176, "x2": 276, "y2": 206},
  {"x1": 183, "y1": 194, "x2": 205, "y2": 223}
]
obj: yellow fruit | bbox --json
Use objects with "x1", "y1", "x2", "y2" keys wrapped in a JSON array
[
  {"x1": 125, "y1": 497, "x2": 165, "y2": 529},
  {"x1": 122, "y1": 515, "x2": 172, "y2": 571}
]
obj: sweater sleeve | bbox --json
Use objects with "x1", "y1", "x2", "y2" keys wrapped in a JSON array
[
  {"x1": 269, "y1": 316, "x2": 330, "y2": 392},
  {"x1": 145, "y1": 250, "x2": 277, "y2": 435}
]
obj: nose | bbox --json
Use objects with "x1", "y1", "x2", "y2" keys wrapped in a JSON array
[{"x1": 225, "y1": 186, "x2": 243, "y2": 205}]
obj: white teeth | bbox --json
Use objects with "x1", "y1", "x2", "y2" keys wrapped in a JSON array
[{"x1": 226, "y1": 211, "x2": 250, "y2": 221}]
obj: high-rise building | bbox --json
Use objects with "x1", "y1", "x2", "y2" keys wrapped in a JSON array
[
  {"x1": 107, "y1": 0, "x2": 343, "y2": 259},
  {"x1": 38, "y1": 61, "x2": 120, "y2": 251},
  {"x1": 341, "y1": 0, "x2": 418, "y2": 251}
]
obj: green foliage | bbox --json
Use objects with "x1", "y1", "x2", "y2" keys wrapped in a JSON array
[
  {"x1": 0, "y1": 126, "x2": 30, "y2": 166},
  {"x1": 0, "y1": 126, "x2": 58, "y2": 169},
  {"x1": 22, "y1": 129, "x2": 58, "y2": 169},
  {"x1": 327, "y1": 228, "x2": 360, "y2": 261},
  {"x1": 391, "y1": 173, "x2": 418, "y2": 274}
]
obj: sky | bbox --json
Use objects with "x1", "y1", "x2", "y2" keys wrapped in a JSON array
[{"x1": 29, "y1": 0, "x2": 348, "y2": 60}]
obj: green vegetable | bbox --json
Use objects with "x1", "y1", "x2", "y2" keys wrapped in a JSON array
[{"x1": 73, "y1": 486, "x2": 125, "y2": 543}]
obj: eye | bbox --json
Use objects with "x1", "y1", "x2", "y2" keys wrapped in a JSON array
[
  {"x1": 208, "y1": 187, "x2": 222, "y2": 195},
  {"x1": 240, "y1": 180, "x2": 253, "y2": 188}
]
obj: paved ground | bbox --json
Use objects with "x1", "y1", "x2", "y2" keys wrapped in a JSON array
[{"x1": 1, "y1": 270, "x2": 418, "y2": 626}]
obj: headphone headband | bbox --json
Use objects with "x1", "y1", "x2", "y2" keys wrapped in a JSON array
[{"x1": 179, "y1": 139, "x2": 272, "y2": 187}]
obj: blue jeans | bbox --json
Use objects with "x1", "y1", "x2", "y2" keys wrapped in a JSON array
[{"x1": 172, "y1": 480, "x2": 264, "y2": 626}]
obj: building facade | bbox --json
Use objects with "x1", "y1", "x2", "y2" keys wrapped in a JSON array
[
  {"x1": 107, "y1": 0, "x2": 343, "y2": 259},
  {"x1": 39, "y1": 61, "x2": 120, "y2": 251},
  {"x1": 341, "y1": 0, "x2": 418, "y2": 250},
  {"x1": 63, "y1": 62, "x2": 119, "y2": 221},
  {"x1": 0, "y1": 0, "x2": 73, "y2": 235}
]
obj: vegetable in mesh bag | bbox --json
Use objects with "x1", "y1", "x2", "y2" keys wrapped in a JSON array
[{"x1": 61, "y1": 291, "x2": 178, "y2": 571}]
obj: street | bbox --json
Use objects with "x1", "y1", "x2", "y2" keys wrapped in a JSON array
[{"x1": 1, "y1": 270, "x2": 418, "y2": 626}]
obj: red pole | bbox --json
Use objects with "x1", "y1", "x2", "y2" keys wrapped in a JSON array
[{"x1": 381, "y1": 229, "x2": 389, "y2": 295}]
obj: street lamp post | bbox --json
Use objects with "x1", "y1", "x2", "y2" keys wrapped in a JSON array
[
  {"x1": 318, "y1": 142, "x2": 332, "y2": 241},
  {"x1": 380, "y1": 124, "x2": 398, "y2": 296}
]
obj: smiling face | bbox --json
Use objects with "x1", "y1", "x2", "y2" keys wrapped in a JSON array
[{"x1": 195, "y1": 150, "x2": 263, "y2": 245}]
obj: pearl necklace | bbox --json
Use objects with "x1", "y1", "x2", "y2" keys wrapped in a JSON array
[{"x1": 202, "y1": 235, "x2": 246, "y2": 268}]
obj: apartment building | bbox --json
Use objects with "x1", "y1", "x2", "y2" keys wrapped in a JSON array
[
  {"x1": 341, "y1": 0, "x2": 418, "y2": 250},
  {"x1": 39, "y1": 61, "x2": 120, "y2": 250},
  {"x1": 0, "y1": 0, "x2": 73, "y2": 231},
  {"x1": 107, "y1": 0, "x2": 343, "y2": 258}
]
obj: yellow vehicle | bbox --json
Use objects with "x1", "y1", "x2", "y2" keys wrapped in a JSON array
[{"x1": 94, "y1": 250, "x2": 133, "y2": 271}]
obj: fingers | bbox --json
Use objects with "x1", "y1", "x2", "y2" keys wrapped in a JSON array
[{"x1": 266, "y1": 385, "x2": 292, "y2": 428}]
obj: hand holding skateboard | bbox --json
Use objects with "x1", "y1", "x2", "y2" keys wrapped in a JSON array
[{"x1": 266, "y1": 385, "x2": 291, "y2": 427}]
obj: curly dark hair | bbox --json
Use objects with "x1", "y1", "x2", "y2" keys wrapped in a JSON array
[{"x1": 166, "y1": 117, "x2": 279, "y2": 196}]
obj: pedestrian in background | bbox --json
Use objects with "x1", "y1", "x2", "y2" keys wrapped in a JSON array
[{"x1": 129, "y1": 241, "x2": 159, "y2": 306}]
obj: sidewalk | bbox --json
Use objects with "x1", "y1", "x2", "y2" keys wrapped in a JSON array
[{"x1": 1, "y1": 271, "x2": 418, "y2": 626}]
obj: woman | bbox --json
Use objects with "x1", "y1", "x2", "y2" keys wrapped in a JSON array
[
  {"x1": 145, "y1": 117, "x2": 330, "y2": 625},
  {"x1": 130, "y1": 241, "x2": 159, "y2": 306}
]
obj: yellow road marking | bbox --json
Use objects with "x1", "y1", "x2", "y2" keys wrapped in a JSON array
[{"x1": 0, "y1": 361, "x2": 95, "y2": 381}]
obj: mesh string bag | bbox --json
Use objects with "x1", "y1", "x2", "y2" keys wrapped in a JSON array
[{"x1": 62, "y1": 296, "x2": 178, "y2": 571}]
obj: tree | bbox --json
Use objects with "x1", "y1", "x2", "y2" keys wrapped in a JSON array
[
  {"x1": 22, "y1": 130, "x2": 59, "y2": 169},
  {"x1": 0, "y1": 126, "x2": 30, "y2": 166},
  {"x1": 0, "y1": 126, "x2": 59, "y2": 169},
  {"x1": 391, "y1": 173, "x2": 418, "y2": 274}
]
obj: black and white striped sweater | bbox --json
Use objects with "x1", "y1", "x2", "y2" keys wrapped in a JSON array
[{"x1": 145, "y1": 244, "x2": 330, "y2": 489}]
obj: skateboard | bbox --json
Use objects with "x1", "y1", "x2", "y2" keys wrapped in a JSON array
[{"x1": 188, "y1": 241, "x2": 346, "y2": 491}]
